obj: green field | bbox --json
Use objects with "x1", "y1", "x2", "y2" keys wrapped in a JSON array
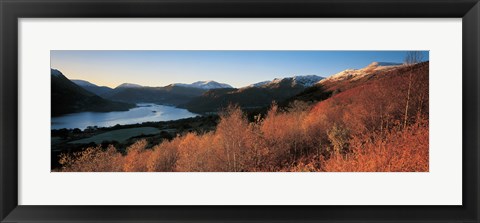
[
  {"x1": 69, "y1": 127, "x2": 160, "y2": 144},
  {"x1": 51, "y1": 136, "x2": 64, "y2": 145}
]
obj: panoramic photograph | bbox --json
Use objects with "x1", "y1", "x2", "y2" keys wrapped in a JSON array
[{"x1": 51, "y1": 50, "x2": 429, "y2": 172}]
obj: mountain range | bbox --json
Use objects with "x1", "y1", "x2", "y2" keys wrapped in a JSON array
[
  {"x1": 52, "y1": 61, "x2": 411, "y2": 115},
  {"x1": 180, "y1": 75, "x2": 324, "y2": 113},
  {"x1": 103, "y1": 84, "x2": 207, "y2": 105},
  {"x1": 71, "y1": 80, "x2": 234, "y2": 106}
]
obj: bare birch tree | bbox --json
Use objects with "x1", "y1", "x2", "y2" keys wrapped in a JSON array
[{"x1": 403, "y1": 51, "x2": 424, "y2": 129}]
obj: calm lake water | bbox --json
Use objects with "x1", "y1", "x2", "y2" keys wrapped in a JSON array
[{"x1": 51, "y1": 103, "x2": 199, "y2": 130}]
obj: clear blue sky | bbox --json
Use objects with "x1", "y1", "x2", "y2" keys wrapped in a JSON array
[{"x1": 51, "y1": 50, "x2": 429, "y2": 88}]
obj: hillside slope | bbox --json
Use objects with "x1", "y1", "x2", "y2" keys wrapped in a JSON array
[
  {"x1": 51, "y1": 69, "x2": 135, "y2": 116},
  {"x1": 71, "y1": 79, "x2": 114, "y2": 96},
  {"x1": 286, "y1": 62, "x2": 427, "y2": 104}
]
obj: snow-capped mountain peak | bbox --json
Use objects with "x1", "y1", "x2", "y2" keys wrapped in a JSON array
[
  {"x1": 291, "y1": 75, "x2": 325, "y2": 87},
  {"x1": 320, "y1": 62, "x2": 403, "y2": 83},
  {"x1": 173, "y1": 81, "x2": 233, "y2": 89},
  {"x1": 249, "y1": 75, "x2": 324, "y2": 88}
]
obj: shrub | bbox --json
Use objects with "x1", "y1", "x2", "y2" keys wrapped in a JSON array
[
  {"x1": 59, "y1": 145, "x2": 123, "y2": 172},
  {"x1": 327, "y1": 123, "x2": 350, "y2": 154}
]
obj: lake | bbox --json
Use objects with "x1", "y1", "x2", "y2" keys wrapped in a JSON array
[{"x1": 51, "y1": 103, "x2": 199, "y2": 130}]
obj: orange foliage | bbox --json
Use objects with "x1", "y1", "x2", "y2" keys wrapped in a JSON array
[
  {"x1": 59, "y1": 145, "x2": 123, "y2": 172},
  {"x1": 322, "y1": 122, "x2": 429, "y2": 172},
  {"x1": 147, "y1": 139, "x2": 179, "y2": 172},
  {"x1": 175, "y1": 132, "x2": 224, "y2": 172},
  {"x1": 123, "y1": 139, "x2": 151, "y2": 172}
]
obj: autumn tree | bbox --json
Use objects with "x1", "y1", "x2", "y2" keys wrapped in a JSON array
[
  {"x1": 403, "y1": 51, "x2": 425, "y2": 128},
  {"x1": 216, "y1": 104, "x2": 251, "y2": 171},
  {"x1": 147, "y1": 141, "x2": 179, "y2": 172},
  {"x1": 123, "y1": 139, "x2": 150, "y2": 172}
]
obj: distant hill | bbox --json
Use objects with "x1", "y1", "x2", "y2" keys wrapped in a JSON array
[
  {"x1": 51, "y1": 69, "x2": 135, "y2": 116},
  {"x1": 180, "y1": 75, "x2": 324, "y2": 113},
  {"x1": 103, "y1": 84, "x2": 208, "y2": 105},
  {"x1": 172, "y1": 80, "x2": 233, "y2": 89},
  {"x1": 115, "y1": 83, "x2": 143, "y2": 89},
  {"x1": 71, "y1": 79, "x2": 114, "y2": 96}
]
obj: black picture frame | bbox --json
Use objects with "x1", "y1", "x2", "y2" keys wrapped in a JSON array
[{"x1": 1, "y1": 0, "x2": 479, "y2": 222}]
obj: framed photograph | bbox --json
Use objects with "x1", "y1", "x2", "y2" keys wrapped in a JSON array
[{"x1": 1, "y1": 0, "x2": 479, "y2": 222}]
